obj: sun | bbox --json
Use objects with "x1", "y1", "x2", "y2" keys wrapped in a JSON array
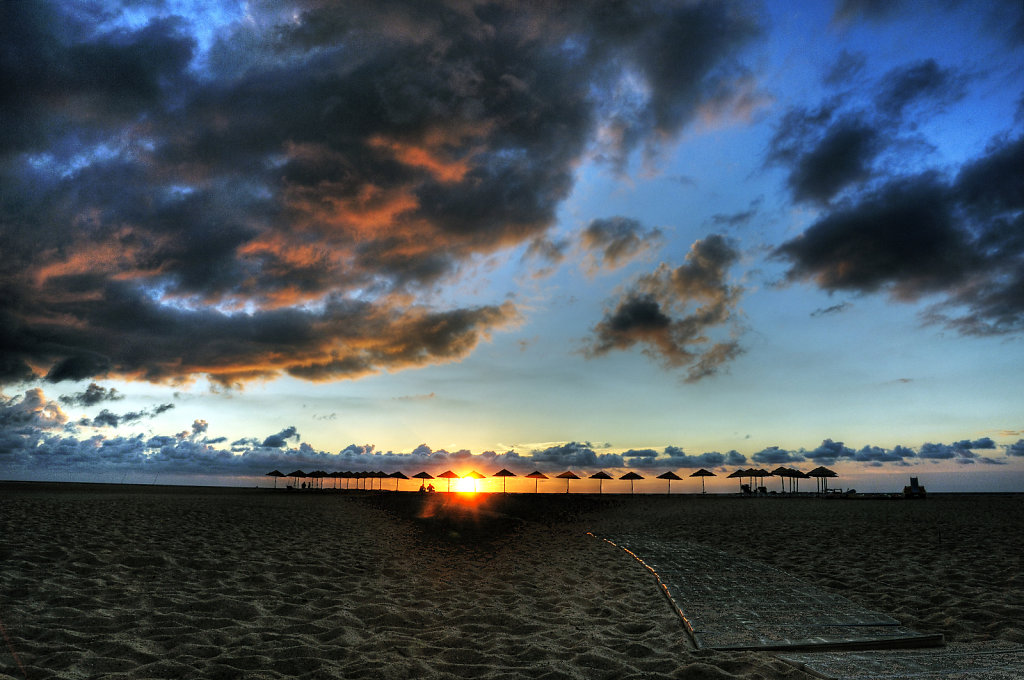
[{"x1": 453, "y1": 476, "x2": 478, "y2": 493}]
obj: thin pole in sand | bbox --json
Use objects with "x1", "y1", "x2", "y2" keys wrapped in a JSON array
[
  {"x1": 590, "y1": 471, "x2": 612, "y2": 493},
  {"x1": 657, "y1": 471, "x2": 682, "y2": 494},
  {"x1": 493, "y1": 469, "x2": 516, "y2": 493},
  {"x1": 556, "y1": 470, "x2": 579, "y2": 493},
  {"x1": 438, "y1": 470, "x2": 459, "y2": 492},
  {"x1": 620, "y1": 471, "x2": 643, "y2": 494},
  {"x1": 526, "y1": 470, "x2": 547, "y2": 493}
]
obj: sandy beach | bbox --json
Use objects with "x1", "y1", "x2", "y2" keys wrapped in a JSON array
[{"x1": 0, "y1": 484, "x2": 1021, "y2": 679}]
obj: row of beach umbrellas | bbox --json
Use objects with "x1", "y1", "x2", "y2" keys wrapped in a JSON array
[
  {"x1": 264, "y1": 466, "x2": 838, "y2": 494},
  {"x1": 726, "y1": 466, "x2": 838, "y2": 493}
]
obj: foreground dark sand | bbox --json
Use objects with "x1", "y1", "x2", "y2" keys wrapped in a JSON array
[{"x1": 0, "y1": 484, "x2": 1020, "y2": 679}]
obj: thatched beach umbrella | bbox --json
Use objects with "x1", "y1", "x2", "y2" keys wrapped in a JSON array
[
  {"x1": 771, "y1": 466, "x2": 791, "y2": 493},
  {"x1": 556, "y1": 470, "x2": 579, "y2": 493},
  {"x1": 620, "y1": 471, "x2": 644, "y2": 494},
  {"x1": 590, "y1": 471, "x2": 612, "y2": 494},
  {"x1": 727, "y1": 468, "x2": 747, "y2": 493},
  {"x1": 390, "y1": 471, "x2": 408, "y2": 491},
  {"x1": 412, "y1": 471, "x2": 434, "y2": 491},
  {"x1": 689, "y1": 468, "x2": 716, "y2": 494},
  {"x1": 310, "y1": 470, "x2": 327, "y2": 490},
  {"x1": 464, "y1": 470, "x2": 485, "y2": 492},
  {"x1": 438, "y1": 470, "x2": 459, "y2": 492},
  {"x1": 265, "y1": 470, "x2": 284, "y2": 488},
  {"x1": 657, "y1": 470, "x2": 682, "y2": 494},
  {"x1": 792, "y1": 468, "x2": 808, "y2": 493},
  {"x1": 492, "y1": 468, "x2": 516, "y2": 493},
  {"x1": 525, "y1": 470, "x2": 548, "y2": 493},
  {"x1": 286, "y1": 469, "x2": 307, "y2": 488},
  {"x1": 807, "y1": 466, "x2": 837, "y2": 494},
  {"x1": 749, "y1": 468, "x2": 770, "y2": 493},
  {"x1": 341, "y1": 471, "x2": 354, "y2": 490}
]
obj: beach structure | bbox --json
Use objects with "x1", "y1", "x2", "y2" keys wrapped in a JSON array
[
  {"x1": 792, "y1": 468, "x2": 808, "y2": 493},
  {"x1": 620, "y1": 471, "x2": 643, "y2": 494},
  {"x1": 525, "y1": 470, "x2": 548, "y2": 493},
  {"x1": 807, "y1": 466, "x2": 838, "y2": 494},
  {"x1": 464, "y1": 470, "x2": 485, "y2": 492},
  {"x1": 771, "y1": 466, "x2": 791, "y2": 493},
  {"x1": 590, "y1": 471, "x2": 612, "y2": 494},
  {"x1": 657, "y1": 470, "x2": 682, "y2": 494},
  {"x1": 389, "y1": 471, "x2": 408, "y2": 491},
  {"x1": 749, "y1": 468, "x2": 770, "y2": 494},
  {"x1": 689, "y1": 468, "x2": 715, "y2": 494},
  {"x1": 309, "y1": 470, "x2": 326, "y2": 490},
  {"x1": 556, "y1": 470, "x2": 580, "y2": 493},
  {"x1": 437, "y1": 470, "x2": 459, "y2": 492},
  {"x1": 727, "y1": 468, "x2": 746, "y2": 493},
  {"x1": 492, "y1": 468, "x2": 516, "y2": 493},
  {"x1": 265, "y1": 470, "x2": 284, "y2": 488},
  {"x1": 412, "y1": 471, "x2": 434, "y2": 491},
  {"x1": 286, "y1": 469, "x2": 307, "y2": 489},
  {"x1": 903, "y1": 476, "x2": 927, "y2": 499}
]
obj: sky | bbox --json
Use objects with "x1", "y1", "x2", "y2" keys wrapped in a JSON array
[{"x1": 2, "y1": 0, "x2": 1023, "y2": 493}]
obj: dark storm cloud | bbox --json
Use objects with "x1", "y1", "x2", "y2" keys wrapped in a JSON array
[
  {"x1": 659, "y1": 446, "x2": 747, "y2": 469},
  {"x1": 954, "y1": 437, "x2": 996, "y2": 450},
  {"x1": 60, "y1": 383, "x2": 124, "y2": 407},
  {"x1": 0, "y1": 3, "x2": 196, "y2": 155},
  {"x1": 4, "y1": 391, "x2": 1009, "y2": 478},
  {"x1": 622, "y1": 448, "x2": 659, "y2": 459},
  {"x1": 776, "y1": 135, "x2": 1024, "y2": 336},
  {"x1": 709, "y1": 198, "x2": 762, "y2": 229},
  {"x1": 873, "y1": 59, "x2": 967, "y2": 119},
  {"x1": 918, "y1": 441, "x2": 982, "y2": 461},
  {"x1": 0, "y1": 389, "x2": 69, "y2": 432},
  {"x1": 523, "y1": 237, "x2": 570, "y2": 279},
  {"x1": 81, "y1": 403, "x2": 175, "y2": 428},
  {"x1": 751, "y1": 446, "x2": 804, "y2": 465},
  {"x1": 805, "y1": 439, "x2": 856, "y2": 462},
  {"x1": 833, "y1": 1, "x2": 1024, "y2": 46},
  {"x1": 770, "y1": 113, "x2": 882, "y2": 205},
  {"x1": 0, "y1": 1, "x2": 761, "y2": 387},
  {"x1": 581, "y1": 217, "x2": 664, "y2": 271},
  {"x1": 530, "y1": 442, "x2": 625, "y2": 470},
  {"x1": 852, "y1": 445, "x2": 915, "y2": 465},
  {"x1": 585, "y1": 234, "x2": 745, "y2": 381},
  {"x1": 262, "y1": 426, "x2": 300, "y2": 449},
  {"x1": 767, "y1": 57, "x2": 968, "y2": 206}
]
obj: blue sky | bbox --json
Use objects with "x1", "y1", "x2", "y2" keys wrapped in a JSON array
[{"x1": 1, "y1": 1, "x2": 1022, "y2": 492}]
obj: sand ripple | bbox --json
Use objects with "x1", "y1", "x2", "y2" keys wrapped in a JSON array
[{"x1": 4, "y1": 486, "x2": 1017, "y2": 679}]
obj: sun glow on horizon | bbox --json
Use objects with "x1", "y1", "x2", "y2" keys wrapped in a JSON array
[{"x1": 453, "y1": 476, "x2": 480, "y2": 493}]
